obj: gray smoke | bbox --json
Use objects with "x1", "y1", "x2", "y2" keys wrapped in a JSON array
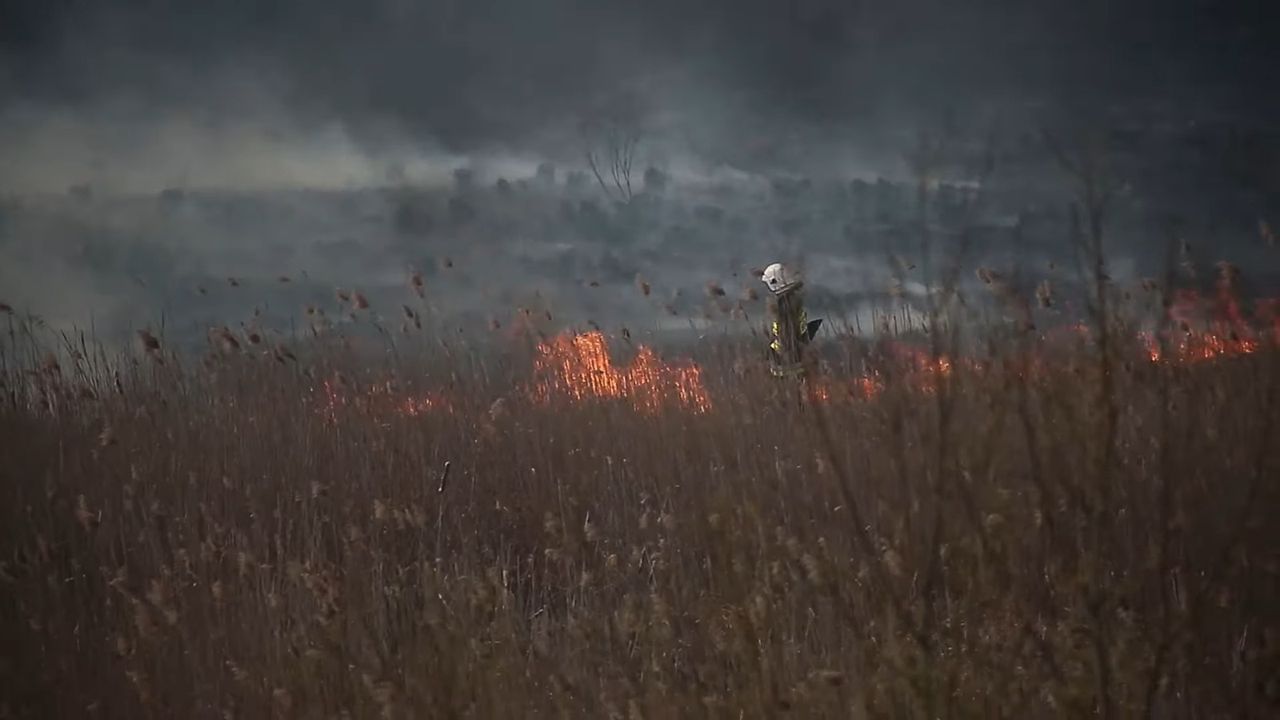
[{"x1": 1, "y1": 0, "x2": 1276, "y2": 346}]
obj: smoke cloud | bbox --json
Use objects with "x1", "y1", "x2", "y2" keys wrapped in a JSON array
[{"x1": 1, "y1": 0, "x2": 1276, "y2": 345}]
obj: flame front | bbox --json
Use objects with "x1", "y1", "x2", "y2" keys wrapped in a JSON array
[
  {"x1": 1143, "y1": 330, "x2": 1260, "y2": 364},
  {"x1": 1143, "y1": 285, "x2": 1268, "y2": 363},
  {"x1": 529, "y1": 331, "x2": 711, "y2": 413},
  {"x1": 309, "y1": 295, "x2": 1280, "y2": 424}
]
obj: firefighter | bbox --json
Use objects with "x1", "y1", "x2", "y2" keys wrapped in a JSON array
[{"x1": 760, "y1": 262, "x2": 822, "y2": 377}]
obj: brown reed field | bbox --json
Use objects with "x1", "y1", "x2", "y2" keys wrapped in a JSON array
[{"x1": 1, "y1": 277, "x2": 1279, "y2": 719}]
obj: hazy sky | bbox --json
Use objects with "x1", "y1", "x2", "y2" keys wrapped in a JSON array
[
  {"x1": 1, "y1": 0, "x2": 1278, "y2": 341},
  {"x1": 3, "y1": 0, "x2": 1277, "y2": 153}
]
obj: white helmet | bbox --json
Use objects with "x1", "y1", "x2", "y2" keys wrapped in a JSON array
[{"x1": 760, "y1": 262, "x2": 800, "y2": 294}]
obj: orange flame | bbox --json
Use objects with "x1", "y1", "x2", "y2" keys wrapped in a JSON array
[
  {"x1": 1146, "y1": 285, "x2": 1268, "y2": 363},
  {"x1": 1144, "y1": 330, "x2": 1260, "y2": 364},
  {"x1": 306, "y1": 296, "x2": 1280, "y2": 424},
  {"x1": 529, "y1": 331, "x2": 711, "y2": 413},
  {"x1": 806, "y1": 374, "x2": 886, "y2": 403}
]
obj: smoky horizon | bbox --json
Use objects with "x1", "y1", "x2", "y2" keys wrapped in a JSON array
[{"x1": 1, "y1": 0, "x2": 1278, "y2": 344}]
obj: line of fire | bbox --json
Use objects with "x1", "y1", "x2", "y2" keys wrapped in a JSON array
[{"x1": 309, "y1": 260, "x2": 1279, "y2": 424}]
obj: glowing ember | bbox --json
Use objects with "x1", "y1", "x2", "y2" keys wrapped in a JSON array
[
  {"x1": 806, "y1": 374, "x2": 886, "y2": 403},
  {"x1": 873, "y1": 342, "x2": 958, "y2": 395},
  {"x1": 1143, "y1": 330, "x2": 1260, "y2": 364},
  {"x1": 529, "y1": 331, "x2": 711, "y2": 413},
  {"x1": 855, "y1": 375, "x2": 887, "y2": 398},
  {"x1": 391, "y1": 391, "x2": 450, "y2": 417},
  {"x1": 1143, "y1": 284, "x2": 1271, "y2": 363}
]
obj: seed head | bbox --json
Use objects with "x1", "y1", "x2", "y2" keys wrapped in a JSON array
[
  {"x1": 1036, "y1": 279, "x2": 1054, "y2": 308},
  {"x1": 137, "y1": 330, "x2": 161, "y2": 352}
]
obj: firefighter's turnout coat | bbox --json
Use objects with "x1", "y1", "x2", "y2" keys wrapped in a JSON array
[{"x1": 767, "y1": 282, "x2": 814, "y2": 377}]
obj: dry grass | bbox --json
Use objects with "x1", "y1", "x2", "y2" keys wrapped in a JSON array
[{"x1": 1, "y1": 303, "x2": 1279, "y2": 719}]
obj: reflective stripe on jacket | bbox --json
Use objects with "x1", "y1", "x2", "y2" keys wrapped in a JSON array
[{"x1": 769, "y1": 307, "x2": 807, "y2": 353}]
